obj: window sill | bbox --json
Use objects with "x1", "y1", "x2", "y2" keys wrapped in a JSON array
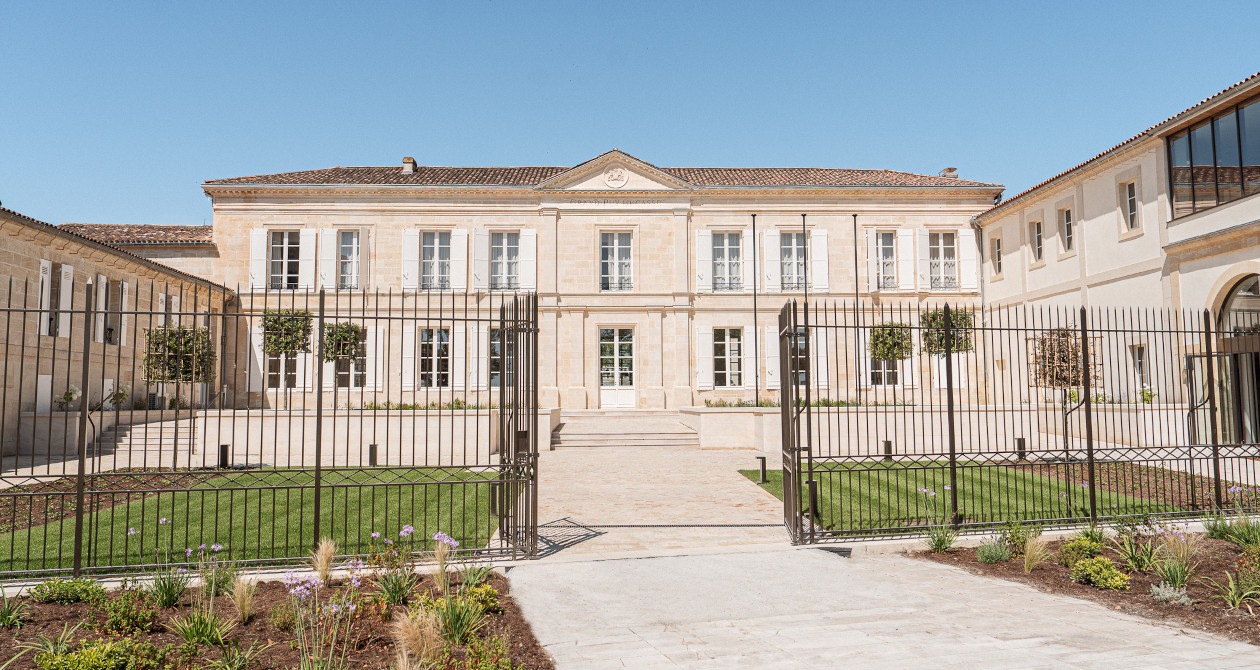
[
  {"x1": 1029, "y1": 260, "x2": 1046, "y2": 270},
  {"x1": 1057, "y1": 250, "x2": 1078, "y2": 261},
  {"x1": 1118, "y1": 227, "x2": 1144, "y2": 242}
]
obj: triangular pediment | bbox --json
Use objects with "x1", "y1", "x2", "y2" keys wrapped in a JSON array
[{"x1": 535, "y1": 150, "x2": 694, "y2": 191}]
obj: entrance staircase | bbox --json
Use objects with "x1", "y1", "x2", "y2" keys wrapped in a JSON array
[
  {"x1": 95, "y1": 420, "x2": 200, "y2": 454},
  {"x1": 551, "y1": 410, "x2": 699, "y2": 448}
]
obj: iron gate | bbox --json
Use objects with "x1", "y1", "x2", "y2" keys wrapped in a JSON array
[{"x1": 0, "y1": 280, "x2": 539, "y2": 577}]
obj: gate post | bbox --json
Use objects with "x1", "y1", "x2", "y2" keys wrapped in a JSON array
[
  {"x1": 72, "y1": 282, "x2": 96, "y2": 577},
  {"x1": 312, "y1": 290, "x2": 326, "y2": 550},
  {"x1": 944, "y1": 304, "x2": 959, "y2": 528},
  {"x1": 1080, "y1": 307, "x2": 1097, "y2": 524},
  {"x1": 1204, "y1": 309, "x2": 1223, "y2": 509}
]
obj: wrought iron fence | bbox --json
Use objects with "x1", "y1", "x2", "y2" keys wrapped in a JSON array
[
  {"x1": 0, "y1": 278, "x2": 538, "y2": 577},
  {"x1": 780, "y1": 299, "x2": 1252, "y2": 543}
]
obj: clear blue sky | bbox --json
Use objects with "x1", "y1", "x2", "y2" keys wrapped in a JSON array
[{"x1": 2, "y1": 2, "x2": 1258, "y2": 226}]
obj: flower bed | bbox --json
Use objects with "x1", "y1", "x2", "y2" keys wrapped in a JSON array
[{"x1": 917, "y1": 517, "x2": 1260, "y2": 647}]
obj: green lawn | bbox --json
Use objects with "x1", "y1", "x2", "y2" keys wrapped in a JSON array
[
  {"x1": 0, "y1": 468, "x2": 493, "y2": 575},
  {"x1": 742, "y1": 461, "x2": 1173, "y2": 535}
]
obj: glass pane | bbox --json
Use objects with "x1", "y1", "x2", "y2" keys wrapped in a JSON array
[
  {"x1": 619, "y1": 372, "x2": 633, "y2": 386},
  {"x1": 1216, "y1": 111, "x2": 1243, "y2": 204},
  {"x1": 619, "y1": 329, "x2": 633, "y2": 342},
  {"x1": 1191, "y1": 120, "x2": 1218, "y2": 210},
  {"x1": 1169, "y1": 131, "x2": 1193, "y2": 217},
  {"x1": 601, "y1": 371, "x2": 615, "y2": 387},
  {"x1": 1241, "y1": 99, "x2": 1260, "y2": 197},
  {"x1": 619, "y1": 357, "x2": 633, "y2": 371},
  {"x1": 600, "y1": 343, "x2": 614, "y2": 357},
  {"x1": 600, "y1": 328, "x2": 613, "y2": 342},
  {"x1": 618, "y1": 343, "x2": 632, "y2": 358}
]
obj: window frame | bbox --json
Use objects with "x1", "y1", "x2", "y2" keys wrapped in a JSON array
[
  {"x1": 420, "y1": 231, "x2": 452, "y2": 291},
  {"x1": 1030, "y1": 220, "x2": 1044, "y2": 263},
  {"x1": 266, "y1": 352, "x2": 299, "y2": 390},
  {"x1": 1166, "y1": 93, "x2": 1260, "y2": 219},
  {"x1": 1058, "y1": 207, "x2": 1074, "y2": 253},
  {"x1": 928, "y1": 231, "x2": 958, "y2": 290},
  {"x1": 991, "y1": 237, "x2": 1003, "y2": 277},
  {"x1": 1130, "y1": 344, "x2": 1149, "y2": 390},
  {"x1": 489, "y1": 327, "x2": 516, "y2": 388},
  {"x1": 599, "y1": 232, "x2": 633, "y2": 292},
  {"x1": 780, "y1": 231, "x2": 807, "y2": 291},
  {"x1": 268, "y1": 230, "x2": 302, "y2": 290},
  {"x1": 711, "y1": 232, "x2": 743, "y2": 292},
  {"x1": 1123, "y1": 181, "x2": 1140, "y2": 230},
  {"x1": 489, "y1": 231, "x2": 520, "y2": 291},
  {"x1": 338, "y1": 230, "x2": 361, "y2": 290},
  {"x1": 875, "y1": 230, "x2": 897, "y2": 290},
  {"x1": 713, "y1": 327, "x2": 743, "y2": 388},
  {"x1": 334, "y1": 329, "x2": 369, "y2": 389},
  {"x1": 417, "y1": 327, "x2": 451, "y2": 389},
  {"x1": 870, "y1": 357, "x2": 899, "y2": 387}
]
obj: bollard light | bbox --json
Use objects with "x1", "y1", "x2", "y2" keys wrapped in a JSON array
[
  {"x1": 756, "y1": 456, "x2": 768, "y2": 484},
  {"x1": 218, "y1": 444, "x2": 230, "y2": 469},
  {"x1": 368, "y1": 443, "x2": 378, "y2": 467}
]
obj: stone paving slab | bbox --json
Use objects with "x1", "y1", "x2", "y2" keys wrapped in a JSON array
[{"x1": 508, "y1": 548, "x2": 1260, "y2": 668}]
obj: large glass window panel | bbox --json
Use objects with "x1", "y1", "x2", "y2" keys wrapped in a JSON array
[
  {"x1": 1216, "y1": 111, "x2": 1243, "y2": 204},
  {"x1": 713, "y1": 328, "x2": 743, "y2": 387},
  {"x1": 267, "y1": 353, "x2": 298, "y2": 389},
  {"x1": 875, "y1": 231, "x2": 896, "y2": 289},
  {"x1": 599, "y1": 328, "x2": 634, "y2": 386},
  {"x1": 489, "y1": 327, "x2": 516, "y2": 387},
  {"x1": 1124, "y1": 182, "x2": 1139, "y2": 230},
  {"x1": 712, "y1": 233, "x2": 742, "y2": 291},
  {"x1": 1169, "y1": 131, "x2": 1193, "y2": 217},
  {"x1": 338, "y1": 230, "x2": 360, "y2": 289},
  {"x1": 1241, "y1": 99, "x2": 1260, "y2": 197},
  {"x1": 1191, "y1": 120, "x2": 1218, "y2": 210},
  {"x1": 1031, "y1": 221, "x2": 1044, "y2": 261},
  {"x1": 871, "y1": 358, "x2": 898, "y2": 386},
  {"x1": 600, "y1": 233, "x2": 633, "y2": 291},
  {"x1": 929, "y1": 232, "x2": 957, "y2": 289},
  {"x1": 490, "y1": 232, "x2": 520, "y2": 290},
  {"x1": 420, "y1": 232, "x2": 451, "y2": 290},
  {"x1": 780, "y1": 232, "x2": 807, "y2": 290},
  {"x1": 334, "y1": 330, "x2": 368, "y2": 389},
  {"x1": 269, "y1": 231, "x2": 301, "y2": 289},
  {"x1": 418, "y1": 328, "x2": 450, "y2": 387}
]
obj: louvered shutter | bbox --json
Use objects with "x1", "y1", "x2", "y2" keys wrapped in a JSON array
[
  {"x1": 319, "y1": 229, "x2": 337, "y2": 289},
  {"x1": 249, "y1": 229, "x2": 267, "y2": 289},
  {"x1": 473, "y1": 326, "x2": 490, "y2": 391},
  {"x1": 741, "y1": 231, "x2": 753, "y2": 293},
  {"x1": 119, "y1": 282, "x2": 129, "y2": 346},
  {"x1": 765, "y1": 326, "x2": 781, "y2": 390},
  {"x1": 696, "y1": 327, "x2": 713, "y2": 390},
  {"x1": 57, "y1": 264, "x2": 73, "y2": 338},
  {"x1": 451, "y1": 325, "x2": 466, "y2": 391},
  {"x1": 958, "y1": 228, "x2": 978, "y2": 291},
  {"x1": 450, "y1": 230, "x2": 469, "y2": 291},
  {"x1": 741, "y1": 327, "x2": 754, "y2": 389},
  {"x1": 519, "y1": 229, "x2": 538, "y2": 291},
  {"x1": 917, "y1": 229, "x2": 930, "y2": 292},
  {"x1": 763, "y1": 231, "x2": 781, "y2": 293},
  {"x1": 810, "y1": 229, "x2": 828, "y2": 292},
  {"x1": 812, "y1": 327, "x2": 830, "y2": 389},
  {"x1": 156, "y1": 293, "x2": 166, "y2": 326},
  {"x1": 367, "y1": 327, "x2": 385, "y2": 391},
  {"x1": 471, "y1": 230, "x2": 490, "y2": 291},
  {"x1": 38, "y1": 260, "x2": 52, "y2": 336},
  {"x1": 695, "y1": 231, "x2": 712, "y2": 292},
  {"x1": 360, "y1": 228, "x2": 370, "y2": 289},
  {"x1": 248, "y1": 328, "x2": 264, "y2": 392},
  {"x1": 94, "y1": 275, "x2": 107, "y2": 343},
  {"x1": 897, "y1": 229, "x2": 915, "y2": 292},
  {"x1": 866, "y1": 230, "x2": 879, "y2": 293},
  {"x1": 857, "y1": 330, "x2": 872, "y2": 390},
  {"x1": 932, "y1": 353, "x2": 968, "y2": 389},
  {"x1": 401, "y1": 325, "x2": 416, "y2": 391},
  {"x1": 401, "y1": 229, "x2": 420, "y2": 290},
  {"x1": 298, "y1": 229, "x2": 317, "y2": 289}
]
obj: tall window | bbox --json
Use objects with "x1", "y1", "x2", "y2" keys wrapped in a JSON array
[
  {"x1": 780, "y1": 232, "x2": 807, "y2": 290},
  {"x1": 42, "y1": 262, "x2": 62, "y2": 337},
  {"x1": 1123, "y1": 182, "x2": 1140, "y2": 230},
  {"x1": 418, "y1": 328, "x2": 450, "y2": 388},
  {"x1": 790, "y1": 327, "x2": 808, "y2": 386},
  {"x1": 871, "y1": 358, "x2": 898, "y2": 386},
  {"x1": 421, "y1": 232, "x2": 451, "y2": 290},
  {"x1": 1059, "y1": 209, "x2": 1074, "y2": 252},
  {"x1": 103, "y1": 281, "x2": 121, "y2": 345},
  {"x1": 1130, "y1": 345, "x2": 1149, "y2": 388},
  {"x1": 1169, "y1": 96, "x2": 1260, "y2": 218},
  {"x1": 600, "y1": 232, "x2": 632, "y2": 291},
  {"x1": 1031, "y1": 221, "x2": 1044, "y2": 262},
  {"x1": 267, "y1": 353, "x2": 298, "y2": 390},
  {"x1": 712, "y1": 233, "x2": 742, "y2": 291},
  {"x1": 992, "y1": 238, "x2": 1003, "y2": 275},
  {"x1": 929, "y1": 232, "x2": 957, "y2": 290},
  {"x1": 713, "y1": 328, "x2": 743, "y2": 387},
  {"x1": 875, "y1": 231, "x2": 896, "y2": 289},
  {"x1": 334, "y1": 330, "x2": 368, "y2": 388},
  {"x1": 489, "y1": 327, "x2": 516, "y2": 388},
  {"x1": 338, "y1": 230, "x2": 360, "y2": 289},
  {"x1": 599, "y1": 328, "x2": 634, "y2": 387},
  {"x1": 490, "y1": 232, "x2": 520, "y2": 290},
  {"x1": 269, "y1": 231, "x2": 301, "y2": 289}
]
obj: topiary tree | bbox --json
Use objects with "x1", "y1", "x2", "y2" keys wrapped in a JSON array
[
  {"x1": 920, "y1": 308, "x2": 975, "y2": 356},
  {"x1": 262, "y1": 310, "x2": 312, "y2": 357},
  {"x1": 143, "y1": 326, "x2": 216, "y2": 385},
  {"x1": 867, "y1": 323, "x2": 914, "y2": 362},
  {"x1": 1029, "y1": 326, "x2": 1101, "y2": 462},
  {"x1": 322, "y1": 322, "x2": 366, "y2": 362}
]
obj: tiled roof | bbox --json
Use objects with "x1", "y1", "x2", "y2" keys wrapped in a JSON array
[
  {"x1": 60, "y1": 223, "x2": 213, "y2": 245},
  {"x1": 205, "y1": 164, "x2": 1001, "y2": 189},
  {"x1": 978, "y1": 70, "x2": 1260, "y2": 222}
]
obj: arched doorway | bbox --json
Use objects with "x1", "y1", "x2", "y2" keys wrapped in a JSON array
[{"x1": 1216, "y1": 275, "x2": 1260, "y2": 444}]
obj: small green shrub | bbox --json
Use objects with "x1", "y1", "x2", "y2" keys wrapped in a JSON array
[
  {"x1": 1152, "y1": 559, "x2": 1195, "y2": 589},
  {"x1": 921, "y1": 525, "x2": 959, "y2": 553},
  {"x1": 997, "y1": 521, "x2": 1040, "y2": 556},
  {"x1": 322, "y1": 322, "x2": 366, "y2": 362},
  {"x1": 146, "y1": 568, "x2": 190, "y2": 608},
  {"x1": 457, "y1": 564, "x2": 494, "y2": 592},
  {"x1": 375, "y1": 569, "x2": 422, "y2": 606},
  {"x1": 1070, "y1": 556, "x2": 1131, "y2": 590},
  {"x1": 1203, "y1": 571, "x2": 1260, "y2": 609},
  {"x1": 920, "y1": 308, "x2": 975, "y2": 356},
  {"x1": 421, "y1": 594, "x2": 487, "y2": 645},
  {"x1": 1149, "y1": 581, "x2": 1192, "y2": 606},
  {"x1": 1074, "y1": 525, "x2": 1108, "y2": 544},
  {"x1": 1204, "y1": 511, "x2": 1232, "y2": 540},
  {"x1": 171, "y1": 608, "x2": 233, "y2": 646},
  {"x1": 90, "y1": 589, "x2": 159, "y2": 636},
  {"x1": 1112, "y1": 535, "x2": 1158, "y2": 573},
  {"x1": 439, "y1": 635, "x2": 519, "y2": 670},
  {"x1": 0, "y1": 586, "x2": 27, "y2": 628},
  {"x1": 1238, "y1": 544, "x2": 1260, "y2": 586},
  {"x1": 461, "y1": 584, "x2": 502, "y2": 614},
  {"x1": 268, "y1": 601, "x2": 296, "y2": 631},
  {"x1": 867, "y1": 323, "x2": 914, "y2": 362},
  {"x1": 1224, "y1": 515, "x2": 1260, "y2": 547},
  {"x1": 35, "y1": 637, "x2": 173, "y2": 670},
  {"x1": 1056, "y1": 536, "x2": 1103, "y2": 569},
  {"x1": 29, "y1": 578, "x2": 106, "y2": 605},
  {"x1": 203, "y1": 641, "x2": 275, "y2": 670},
  {"x1": 976, "y1": 540, "x2": 1011, "y2": 564}
]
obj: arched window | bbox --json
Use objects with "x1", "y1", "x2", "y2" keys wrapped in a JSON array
[{"x1": 1221, "y1": 275, "x2": 1260, "y2": 335}]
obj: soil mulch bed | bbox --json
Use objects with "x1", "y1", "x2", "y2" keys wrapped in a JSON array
[
  {"x1": 1014, "y1": 460, "x2": 1224, "y2": 511},
  {"x1": 920, "y1": 535, "x2": 1260, "y2": 646},
  {"x1": 0, "y1": 573, "x2": 554, "y2": 669}
]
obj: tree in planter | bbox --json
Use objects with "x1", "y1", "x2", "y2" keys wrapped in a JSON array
[
  {"x1": 261, "y1": 310, "x2": 313, "y2": 357},
  {"x1": 920, "y1": 307, "x2": 974, "y2": 393},
  {"x1": 866, "y1": 322, "x2": 914, "y2": 393},
  {"x1": 322, "y1": 322, "x2": 366, "y2": 362},
  {"x1": 143, "y1": 326, "x2": 216, "y2": 408},
  {"x1": 1029, "y1": 327, "x2": 1100, "y2": 462}
]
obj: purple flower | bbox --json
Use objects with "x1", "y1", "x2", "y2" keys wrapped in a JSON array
[
  {"x1": 126, "y1": 528, "x2": 138, "y2": 536},
  {"x1": 185, "y1": 548, "x2": 193, "y2": 558},
  {"x1": 1229, "y1": 485, "x2": 1244, "y2": 494},
  {"x1": 432, "y1": 531, "x2": 460, "y2": 549},
  {"x1": 399, "y1": 524, "x2": 415, "y2": 538},
  {"x1": 158, "y1": 517, "x2": 170, "y2": 525},
  {"x1": 198, "y1": 544, "x2": 207, "y2": 551},
  {"x1": 384, "y1": 539, "x2": 394, "y2": 546},
  {"x1": 210, "y1": 543, "x2": 223, "y2": 552},
  {"x1": 943, "y1": 485, "x2": 952, "y2": 491},
  {"x1": 370, "y1": 532, "x2": 380, "y2": 539}
]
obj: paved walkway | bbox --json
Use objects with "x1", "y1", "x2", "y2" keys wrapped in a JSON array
[
  {"x1": 509, "y1": 548, "x2": 1260, "y2": 669},
  {"x1": 534, "y1": 445, "x2": 785, "y2": 559}
]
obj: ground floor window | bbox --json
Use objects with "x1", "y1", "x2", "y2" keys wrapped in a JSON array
[
  {"x1": 335, "y1": 330, "x2": 368, "y2": 388},
  {"x1": 267, "y1": 353, "x2": 298, "y2": 389},
  {"x1": 871, "y1": 357, "x2": 898, "y2": 386},
  {"x1": 419, "y1": 328, "x2": 451, "y2": 388},
  {"x1": 489, "y1": 327, "x2": 516, "y2": 388},
  {"x1": 714, "y1": 328, "x2": 743, "y2": 387},
  {"x1": 599, "y1": 328, "x2": 633, "y2": 387},
  {"x1": 791, "y1": 328, "x2": 808, "y2": 386}
]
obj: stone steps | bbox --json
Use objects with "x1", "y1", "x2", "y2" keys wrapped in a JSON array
[{"x1": 551, "y1": 410, "x2": 699, "y2": 449}]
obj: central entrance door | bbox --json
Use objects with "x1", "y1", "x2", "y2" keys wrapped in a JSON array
[{"x1": 599, "y1": 327, "x2": 636, "y2": 408}]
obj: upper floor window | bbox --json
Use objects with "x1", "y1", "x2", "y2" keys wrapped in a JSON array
[
  {"x1": 269, "y1": 231, "x2": 301, "y2": 289},
  {"x1": 338, "y1": 231, "x2": 360, "y2": 290},
  {"x1": 1130, "y1": 344, "x2": 1149, "y2": 389},
  {"x1": 490, "y1": 232, "x2": 519, "y2": 290},
  {"x1": 1059, "y1": 208, "x2": 1074, "y2": 252},
  {"x1": 712, "y1": 233, "x2": 742, "y2": 291},
  {"x1": 600, "y1": 232, "x2": 632, "y2": 291},
  {"x1": 780, "y1": 232, "x2": 807, "y2": 290},
  {"x1": 1169, "y1": 96, "x2": 1260, "y2": 218},
  {"x1": 928, "y1": 232, "x2": 957, "y2": 290},
  {"x1": 713, "y1": 328, "x2": 743, "y2": 387},
  {"x1": 991, "y1": 238, "x2": 1003, "y2": 275},
  {"x1": 875, "y1": 231, "x2": 896, "y2": 290},
  {"x1": 1031, "y1": 221, "x2": 1044, "y2": 262},
  {"x1": 38, "y1": 260, "x2": 71, "y2": 338},
  {"x1": 421, "y1": 232, "x2": 451, "y2": 290},
  {"x1": 1123, "y1": 182, "x2": 1140, "y2": 230}
]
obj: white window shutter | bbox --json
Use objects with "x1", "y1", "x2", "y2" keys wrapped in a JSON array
[
  {"x1": 401, "y1": 325, "x2": 416, "y2": 391},
  {"x1": 812, "y1": 327, "x2": 830, "y2": 389},
  {"x1": 360, "y1": 228, "x2": 370, "y2": 289},
  {"x1": 94, "y1": 275, "x2": 106, "y2": 343},
  {"x1": 248, "y1": 328, "x2": 264, "y2": 392},
  {"x1": 452, "y1": 325, "x2": 466, "y2": 391},
  {"x1": 368, "y1": 327, "x2": 385, "y2": 391},
  {"x1": 866, "y1": 230, "x2": 878, "y2": 293},
  {"x1": 298, "y1": 229, "x2": 317, "y2": 289},
  {"x1": 917, "y1": 229, "x2": 930, "y2": 292},
  {"x1": 450, "y1": 230, "x2": 469, "y2": 291},
  {"x1": 695, "y1": 231, "x2": 712, "y2": 292},
  {"x1": 959, "y1": 228, "x2": 978, "y2": 291},
  {"x1": 169, "y1": 296, "x2": 180, "y2": 326},
  {"x1": 696, "y1": 327, "x2": 714, "y2": 390},
  {"x1": 763, "y1": 231, "x2": 781, "y2": 293},
  {"x1": 249, "y1": 229, "x2": 267, "y2": 289},
  {"x1": 471, "y1": 230, "x2": 490, "y2": 291},
  {"x1": 297, "y1": 351, "x2": 311, "y2": 391},
  {"x1": 474, "y1": 326, "x2": 490, "y2": 391},
  {"x1": 519, "y1": 229, "x2": 538, "y2": 291},
  {"x1": 38, "y1": 260, "x2": 52, "y2": 336},
  {"x1": 742, "y1": 327, "x2": 754, "y2": 389},
  {"x1": 903, "y1": 344, "x2": 919, "y2": 389},
  {"x1": 319, "y1": 229, "x2": 337, "y2": 289},
  {"x1": 741, "y1": 231, "x2": 753, "y2": 293},
  {"x1": 932, "y1": 354, "x2": 966, "y2": 389},
  {"x1": 156, "y1": 293, "x2": 166, "y2": 326},
  {"x1": 465, "y1": 325, "x2": 480, "y2": 391},
  {"x1": 119, "y1": 282, "x2": 129, "y2": 346},
  {"x1": 897, "y1": 229, "x2": 915, "y2": 292},
  {"x1": 810, "y1": 229, "x2": 828, "y2": 292},
  {"x1": 57, "y1": 264, "x2": 73, "y2": 338},
  {"x1": 858, "y1": 330, "x2": 872, "y2": 390},
  {"x1": 401, "y1": 229, "x2": 420, "y2": 290},
  {"x1": 765, "y1": 326, "x2": 781, "y2": 390}
]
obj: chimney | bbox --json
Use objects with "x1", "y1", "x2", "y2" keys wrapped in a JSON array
[
  {"x1": 938, "y1": 167, "x2": 958, "y2": 179},
  {"x1": 402, "y1": 157, "x2": 416, "y2": 174}
]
